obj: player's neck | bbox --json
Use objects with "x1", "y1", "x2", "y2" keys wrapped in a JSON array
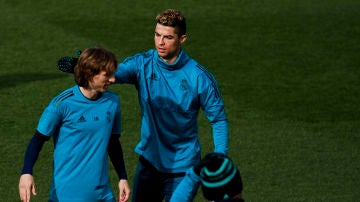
[
  {"x1": 160, "y1": 48, "x2": 181, "y2": 65},
  {"x1": 79, "y1": 86, "x2": 101, "y2": 100},
  {"x1": 161, "y1": 56, "x2": 177, "y2": 64}
]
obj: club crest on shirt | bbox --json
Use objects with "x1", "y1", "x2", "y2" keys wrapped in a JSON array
[
  {"x1": 180, "y1": 79, "x2": 188, "y2": 90},
  {"x1": 106, "y1": 111, "x2": 111, "y2": 123}
]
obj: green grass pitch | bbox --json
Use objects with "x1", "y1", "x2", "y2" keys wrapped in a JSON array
[{"x1": 1, "y1": 0, "x2": 359, "y2": 201}]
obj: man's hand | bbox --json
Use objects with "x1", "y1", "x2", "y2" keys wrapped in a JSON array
[
  {"x1": 118, "y1": 179, "x2": 131, "y2": 202},
  {"x1": 19, "y1": 174, "x2": 37, "y2": 202}
]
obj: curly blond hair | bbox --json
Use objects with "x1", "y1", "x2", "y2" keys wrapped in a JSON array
[{"x1": 156, "y1": 9, "x2": 186, "y2": 36}]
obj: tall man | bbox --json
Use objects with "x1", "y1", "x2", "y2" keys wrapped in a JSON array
[{"x1": 59, "y1": 9, "x2": 229, "y2": 202}]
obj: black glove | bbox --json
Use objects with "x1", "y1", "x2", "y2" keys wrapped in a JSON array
[{"x1": 56, "y1": 50, "x2": 81, "y2": 73}]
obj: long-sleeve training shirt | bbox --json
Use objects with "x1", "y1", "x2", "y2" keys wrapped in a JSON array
[{"x1": 115, "y1": 49, "x2": 228, "y2": 173}]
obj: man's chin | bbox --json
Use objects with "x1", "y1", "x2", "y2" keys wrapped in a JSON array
[
  {"x1": 100, "y1": 87, "x2": 108, "y2": 92},
  {"x1": 157, "y1": 51, "x2": 167, "y2": 57},
  {"x1": 158, "y1": 53, "x2": 173, "y2": 61}
]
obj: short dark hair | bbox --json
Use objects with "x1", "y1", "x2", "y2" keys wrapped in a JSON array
[
  {"x1": 74, "y1": 46, "x2": 118, "y2": 88},
  {"x1": 156, "y1": 9, "x2": 186, "y2": 37}
]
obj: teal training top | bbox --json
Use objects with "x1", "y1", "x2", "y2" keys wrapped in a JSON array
[
  {"x1": 115, "y1": 49, "x2": 228, "y2": 173},
  {"x1": 37, "y1": 85, "x2": 121, "y2": 202},
  {"x1": 170, "y1": 168, "x2": 201, "y2": 202}
]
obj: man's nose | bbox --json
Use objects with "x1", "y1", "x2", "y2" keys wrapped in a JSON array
[
  {"x1": 159, "y1": 37, "x2": 165, "y2": 45},
  {"x1": 109, "y1": 75, "x2": 116, "y2": 83}
]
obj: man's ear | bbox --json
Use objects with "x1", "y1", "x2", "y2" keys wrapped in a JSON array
[{"x1": 180, "y1": 34, "x2": 187, "y2": 44}]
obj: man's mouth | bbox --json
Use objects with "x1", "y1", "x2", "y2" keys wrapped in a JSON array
[{"x1": 158, "y1": 48, "x2": 166, "y2": 53}]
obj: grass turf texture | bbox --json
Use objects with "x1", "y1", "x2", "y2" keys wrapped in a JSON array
[{"x1": 1, "y1": 0, "x2": 359, "y2": 201}]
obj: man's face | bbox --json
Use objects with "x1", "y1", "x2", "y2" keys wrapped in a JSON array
[
  {"x1": 89, "y1": 70, "x2": 115, "y2": 93},
  {"x1": 154, "y1": 23, "x2": 186, "y2": 64}
]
